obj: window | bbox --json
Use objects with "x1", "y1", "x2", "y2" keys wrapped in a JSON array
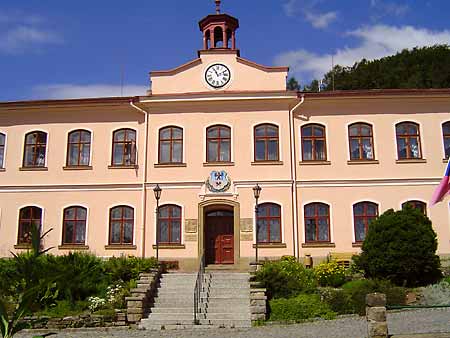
[
  {"x1": 254, "y1": 124, "x2": 279, "y2": 161},
  {"x1": 67, "y1": 130, "x2": 91, "y2": 166},
  {"x1": 353, "y1": 202, "x2": 378, "y2": 242},
  {"x1": 23, "y1": 131, "x2": 47, "y2": 167},
  {"x1": 112, "y1": 129, "x2": 136, "y2": 166},
  {"x1": 301, "y1": 124, "x2": 326, "y2": 161},
  {"x1": 402, "y1": 200, "x2": 427, "y2": 215},
  {"x1": 304, "y1": 203, "x2": 330, "y2": 243},
  {"x1": 109, "y1": 206, "x2": 134, "y2": 245},
  {"x1": 256, "y1": 203, "x2": 281, "y2": 243},
  {"x1": 349, "y1": 123, "x2": 374, "y2": 160},
  {"x1": 396, "y1": 122, "x2": 422, "y2": 159},
  {"x1": 206, "y1": 125, "x2": 231, "y2": 162},
  {"x1": 158, "y1": 205, "x2": 182, "y2": 244},
  {"x1": 62, "y1": 206, "x2": 87, "y2": 245},
  {"x1": 18, "y1": 206, "x2": 42, "y2": 244},
  {"x1": 443, "y1": 122, "x2": 450, "y2": 159},
  {"x1": 0, "y1": 133, "x2": 5, "y2": 168},
  {"x1": 159, "y1": 127, "x2": 183, "y2": 164}
]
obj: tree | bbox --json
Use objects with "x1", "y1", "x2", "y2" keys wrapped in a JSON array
[
  {"x1": 355, "y1": 205, "x2": 442, "y2": 287},
  {"x1": 287, "y1": 77, "x2": 300, "y2": 91}
]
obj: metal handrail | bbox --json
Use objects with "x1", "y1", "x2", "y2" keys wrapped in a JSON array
[{"x1": 193, "y1": 252, "x2": 205, "y2": 325}]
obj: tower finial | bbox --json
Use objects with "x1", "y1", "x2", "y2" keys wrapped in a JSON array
[{"x1": 215, "y1": 0, "x2": 221, "y2": 14}]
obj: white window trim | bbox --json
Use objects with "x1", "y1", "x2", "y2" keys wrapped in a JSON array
[
  {"x1": 154, "y1": 202, "x2": 185, "y2": 245},
  {"x1": 203, "y1": 123, "x2": 234, "y2": 163},
  {"x1": 106, "y1": 204, "x2": 137, "y2": 246},
  {"x1": 155, "y1": 125, "x2": 185, "y2": 164},
  {"x1": 110, "y1": 127, "x2": 139, "y2": 166},
  {"x1": 65, "y1": 128, "x2": 93, "y2": 166},
  {"x1": 0, "y1": 131, "x2": 7, "y2": 169},
  {"x1": 346, "y1": 121, "x2": 376, "y2": 161},
  {"x1": 16, "y1": 204, "x2": 45, "y2": 244},
  {"x1": 301, "y1": 201, "x2": 333, "y2": 244},
  {"x1": 393, "y1": 120, "x2": 424, "y2": 160},
  {"x1": 22, "y1": 129, "x2": 49, "y2": 167},
  {"x1": 253, "y1": 200, "x2": 284, "y2": 244},
  {"x1": 298, "y1": 122, "x2": 330, "y2": 162},
  {"x1": 250, "y1": 121, "x2": 282, "y2": 162},
  {"x1": 350, "y1": 200, "x2": 381, "y2": 243},
  {"x1": 60, "y1": 204, "x2": 90, "y2": 246}
]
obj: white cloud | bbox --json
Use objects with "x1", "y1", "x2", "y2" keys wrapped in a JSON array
[
  {"x1": 275, "y1": 25, "x2": 450, "y2": 80},
  {"x1": 370, "y1": 0, "x2": 409, "y2": 18},
  {"x1": 283, "y1": 0, "x2": 337, "y2": 29},
  {"x1": 0, "y1": 26, "x2": 61, "y2": 53},
  {"x1": 32, "y1": 84, "x2": 148, "y2": 99},
  {"x1": 304, "y1": 10, "x2": 338, "y2": 29}
]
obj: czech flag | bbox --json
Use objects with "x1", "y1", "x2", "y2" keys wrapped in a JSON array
[{"x1": 431, "y1": 158, "x2": 450, "y2": 206}]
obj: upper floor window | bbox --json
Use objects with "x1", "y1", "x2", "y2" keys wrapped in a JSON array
[
  {"x1": 396, "y1": 122, "x2": 422, "y2": 160},
  {"x1": 0, "y1": 133, "x2": 5, "y2": 168},
  {"x1": 402, "y1": 200, "x2": 427, "y2": 215},
  {"x1": 23, "y1": 131, "x2": 47, "y2": 167},
  {"x1": 349, "y1": 123, "x2": 374, "y2": 160},
  {"x1": 62, "y1": 206, "x2": 87, "y2": 245},
  {"x1": 353, "y1": 202, "x2": 378, "y2": 242},
  {"x1": 254, "y1": 124, "x2": 279, "y2": 162},
  {"x1": 207, "y1": 125, "x2": 231, "y2": 162},
  {"x1": 112, "y1": 129, "x2": 136, "y2": 166},
  {"x1": 159, "y1": 127, "x2": 183, "y2": 164},
  {"x1": 257, "y1": 203, "x2": 281, "y2": 243},
  {"x1": 443, "y1": 122, "x2": 450, "y2": 159},
  {"x1": 158, "y1": 205, "x2": 182, "y2": 244},
  {"x1": 18, "y1": 206, "x2": 42, "y2": 244},
  {"x1": 109, "y1": 206, "x2": 134, "y2": 245},
  {"x1": 301, "y1": 124, "x2": 326, "y2": 161},
  {"x1": 304, "y1": 203, "x2": 330, "y2": 243},
  {"x1": 67, "y1": 130, "x2": 91, "y2": 167}
]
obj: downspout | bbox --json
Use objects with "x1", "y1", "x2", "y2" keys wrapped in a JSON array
[
  {"x1": 129, "y1": 99, "x2": 150, "y2": 258},
  {"x1": 289, "y1": 94, "x2": 305, "y2": 260}
]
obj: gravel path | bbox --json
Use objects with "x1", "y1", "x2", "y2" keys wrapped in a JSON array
[{"x1": 16, "y1": 308, "x2": 450, "y2": 338}]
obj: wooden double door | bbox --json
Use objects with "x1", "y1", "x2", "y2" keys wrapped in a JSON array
[{"x1": 205, "y1": 212, "x2": 234, "y2": 265}]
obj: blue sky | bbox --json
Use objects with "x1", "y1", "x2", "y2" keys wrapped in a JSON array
[{"x1": 0, "y1": 0, "x2": 449, "y2": 101}]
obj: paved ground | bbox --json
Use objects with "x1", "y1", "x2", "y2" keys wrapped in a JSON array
[{"x1": 17, "y1": 308, "x2": 450, "y2": 338}]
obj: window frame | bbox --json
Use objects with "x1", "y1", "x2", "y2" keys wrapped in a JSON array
[
  {"x1": 62, "y1": 206, "x2": 88, "y2": 245},
  {"x1": 18, "y1": 206, "x2": 42, "y2": 245},
  {"x1": 111, "y1": 128, "x2": 137, "y2": 166},
  {"x1": 66, "y1": 129, "x2": 92, "y2": 167},
  {"x1": 108, "y1": 205, "x2": 134, "y2": 245},
  {"x1": 23, "y1": 131, "x2": 48, "y2": 168},
  {"x1": 158, "y1": 126, "x2": 183, "y2": 164},
  {"x1": 157, "y1": 204, "x2": 182, "y2": 245},
  {"x1": 353, "y1": 202, "x2": 379, "y2": 243},
  {"x1": 402, "y1": 200, "x2": 427, "y2": 215},
  {"x1": 395, "y1": 122, "x2": 422, "y2": 160},
  {"x1": 256, "y1": 202, "x2": 282, "y2": 244},
  {"x1": 254, "y1": 123, "x2": 280, "y2": 162},
  {"x1": 301, "y1": 124, "x2": 327, "y2": 161},
  {"x1": 0, "y1": 132, "x2": 5, "y2": 169},
  {"x1": 442, "y1": 121, "x2": 450, "y2": 159},
  {"x1": 304, "y1": 202, "x2": 331, "y2": 243},
  {"x1": 206, "y1": 125, "x2": 231, "y2": 163},
  {"x1": 348, "y1": 123, "x2": 375, "y2": 161}
]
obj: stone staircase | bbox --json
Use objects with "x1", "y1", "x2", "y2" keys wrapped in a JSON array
[{"x1": 139, "y1": 271, "x2": 251, "y2": 330}]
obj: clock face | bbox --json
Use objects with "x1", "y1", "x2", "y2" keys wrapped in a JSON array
[{"x1": 205, "y1": 64, "x2": 231, "y2": 89}]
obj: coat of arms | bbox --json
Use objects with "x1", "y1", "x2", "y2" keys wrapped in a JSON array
[{"x1": 206, "y1": 170, "x2": 231, "y2": 193}]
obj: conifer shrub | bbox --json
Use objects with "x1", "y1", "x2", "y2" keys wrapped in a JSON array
[{"x1": 354, "y1": 206, "x2": 442, "y2": 287}]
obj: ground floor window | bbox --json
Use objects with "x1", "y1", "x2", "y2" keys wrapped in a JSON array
[
  {"x1": 109, "y1": 206, "x2": 134, "y2": 245},
  {"x1": 256, "y1": 203, "x2": 281, "y2": 243},
  {"x1": 62, "y1": 206, "x2": 87, "y2": 245},
  {"x1": 353, "y1": 202, "x2": 378, "y2": 242},
  {"x1": 18, "y1": 206, "x2": 42, "y2": 244},
  {"x1": 304, "y1": 202, "x2": 330, "y2": 242},
  {"x1": 158, "y1": 205, "x2": 181, "y2": 244}
]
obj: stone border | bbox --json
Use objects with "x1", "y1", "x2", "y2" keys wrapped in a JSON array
[{"x1": 366, "y1": 293, "x2": 388, "y2": 338}]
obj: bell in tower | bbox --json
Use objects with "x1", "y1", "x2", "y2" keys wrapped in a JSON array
[{"x1": 199, "y1": 0, "x2": 239, "y2": 51}]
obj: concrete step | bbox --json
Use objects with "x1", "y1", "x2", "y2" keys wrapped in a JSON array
[
  {"x1": 205, "y1": 306, "x2": 250, "y2": 313},
  {"x1": 151, "y1": 307, "x2": 195, "y2": 314},
  {"x1": 148, "y1": 313, "x2": 204, "y2": 320},
  {"x1": 140, "y1": 323, "x2": 219, "y2": 330},
  {"x1": 205, "y1": 313, "x2": 251, "y2": 320},
  {"x1": 141, "y1": 318, "x2": 251, "y2": 328}
]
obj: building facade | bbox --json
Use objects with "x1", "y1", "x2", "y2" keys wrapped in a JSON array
[{"x1": 0, "y1": 4, "x2": 449, "y2": 270}]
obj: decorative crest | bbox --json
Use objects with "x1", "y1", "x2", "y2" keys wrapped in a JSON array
[
  {"x1": 215, "y1": 0, "x2": 221, "y2": 14},
  {"x1": 206, "y1": 170, "x2": 231, "y2": 193}
]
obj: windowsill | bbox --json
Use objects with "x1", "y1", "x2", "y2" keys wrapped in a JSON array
[
  {"x1": 299, "y1": 161, "x2": 331, "y2": 166},
  {"x1": 251, "y1": 161, "x2": 283, "y2": 166},
  {"x1": 302, "y1": 242, "x2": 336, "y2": 248},
  {"x1": 19, "y1": 167, "x2": 48, "y2": 171},
  {"x1": 104, "y1": 245, "x2": 137, "y2": 250},
  {"x1": 58, "y1": 245, "x2": 89, "y2": 250},
  {"x1": 347, "y1": 160, "x2": 379, "y2": 165},
  {"x1": 0, "y1": 168, "x2": 5, "y2": 172},
  {"x1": 63, "y1": 166, "x2": 93, "y2": 171},
  {"x1": 203, "y1": 162, "x2": 235, "y2": 167},
  {"x1": 14, "y1": 244, "x2": 31, "y2": 249},
  {"x1": 443, "y1": 158, "x2": 449, "y2": 163},
  {"x1": 152, "y1": 244, "x2": 186, "y2": 249},
  {"x1": 252, "y1": 243, "x2": 287, "y2": 248},
  {"x1": 395, "y1": 159, "x2": 427, "y2": 164},
  {"x1": 154, "y1": 163, "x2": 187, "y2": 168},
  {"x1": 352, "y1": 242, "x2": 363, "y2": 247},
  {"x1": 108, "y1": 165, "x2": 139, "y2": 169}
]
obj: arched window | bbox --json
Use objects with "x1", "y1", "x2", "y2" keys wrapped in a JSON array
[
  {"x1": 109, "y1": 206, "x2": 134, "y2": 245},
  {"x1": 396, "y1": 122, "x2": 422, "y2": 159},
  {"x1": 443, "y1": 122, "x2": 450, "y2": 159},
  {"x1": 18, "y1": 206, "x2": 42, "y2": 244},
  {"x1": 254, "y1": 124, "x2": 279, "y2": 161},
  {"x1": 304, "y1": 203, "x2": 330, "y2": 243},
  {"x1": 207, "y1": 125, "x2": 231, "y2": 162},
  {"x1": 62, "y1": 206, "x2": 87, "y2": 245},
  {"x1": 353, "y1": 202, "x2": 379, "y2": 242},
  {"x1": 158, "y1": 126, "x2": 183, "y2": 164},
  {"x1": 349, "y1": 123, "x2": 374, "y2": 160},
  {"x1": 67, "y1": 130, "x2": 91, "y2": 167},
  {"x1": 301, "y1": 124, "x2": 326, "y2": 161},
  {"x1": 0, "y1": 132, "x2": 5, "y2": 168},
  {"x1": 112, "y1": 129, "x2": 136, "y2": 166},
  {"x1": 402, "y1": 200, "x2": 427, "y2": 215},
  {"x1": 256, "y1": 203, "x2": 282, "y2": 243},
  {"x1": 23, "y1": 131, "x2": 47, "y2": 167},
  {"x1": 214, "y1": 26, "x2": 223, "y2": 48},
  {"x1": 158, "y1": 205, "x2": 182, "y2": 244}
]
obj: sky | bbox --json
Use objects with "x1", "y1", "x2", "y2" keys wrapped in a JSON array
[{"x1": 0, "y1": 0, "x2": 449, "y2": 101}]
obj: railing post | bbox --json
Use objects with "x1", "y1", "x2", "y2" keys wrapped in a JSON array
[{"x1": 366, "y1": 293, "x2": 388, "y2": 338}]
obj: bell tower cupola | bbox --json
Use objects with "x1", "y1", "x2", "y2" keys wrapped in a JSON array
[{"x1": 199, "y1": 0, "x2": 239, "y2": 51}]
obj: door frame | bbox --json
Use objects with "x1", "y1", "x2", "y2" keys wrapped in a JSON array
[{"x1": 198, "y1": 199, "x2": 240, "y2": 266}]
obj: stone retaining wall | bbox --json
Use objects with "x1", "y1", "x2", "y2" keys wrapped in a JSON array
[{"x1": 250, "y1": 288, "x2": 267, "y2": 322}]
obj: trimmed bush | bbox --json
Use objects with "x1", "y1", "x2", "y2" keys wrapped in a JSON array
[
  {"x1": 314, "y1": 261, "x2": 346, "y2": 287},
  {"x1": 269, "y1": 294, "x2": 336, "y2": 321},
  {"x1": 104, "y1": 256, "x2": 158, "y2": 282},
  {"x1": 319, "y1": 288, "x2": 353, "y2": 314},
  {"x1": 355, "y1": 206, "x2": 442, "y2": 287}
]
